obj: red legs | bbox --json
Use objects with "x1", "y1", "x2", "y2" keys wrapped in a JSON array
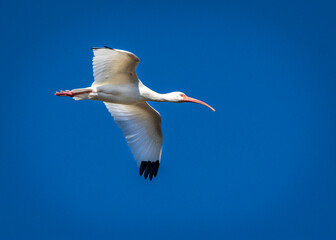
[
  {"x1": 55, "y1": 90, "x2": 74, "y2": 97},
  {"x1": 55, "y1": 90, "x2": 92, "y2": 97}
]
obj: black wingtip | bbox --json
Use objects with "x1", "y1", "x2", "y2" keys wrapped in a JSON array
[
  {"x1": 139, "y1": 161, "x2": 160, "y2": 181},
  {"x1": 91, "y1": 46, "x2": 114, "y2": 50},
  {"x1": 139, "y1": 162, "x2": 148, "y2": 176}
]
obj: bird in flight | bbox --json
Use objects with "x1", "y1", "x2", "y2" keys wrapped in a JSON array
[{"x1": 55, "y1": 46, "x2": 215, "y2": 180}]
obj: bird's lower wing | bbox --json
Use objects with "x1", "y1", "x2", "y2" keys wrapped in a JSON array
[{"x1": 104, "y1": 102, "x2": 163, "y2": 180}]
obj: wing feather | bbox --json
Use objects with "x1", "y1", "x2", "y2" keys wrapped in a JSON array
[
  {"x1": 104, "y1": 102, "x2": 163, "y2": 179},
  {"x1": 92, "y1": 47, "x2": 140, "y2": 86}
]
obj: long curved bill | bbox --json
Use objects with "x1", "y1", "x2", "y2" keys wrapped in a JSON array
[{"x1": 183, "y1": 95, "x2": 216, "y2": 112}]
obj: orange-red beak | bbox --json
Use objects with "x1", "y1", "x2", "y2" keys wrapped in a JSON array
[{"x1": 183, "y1": 95, "x2": 215, "y2": 112}]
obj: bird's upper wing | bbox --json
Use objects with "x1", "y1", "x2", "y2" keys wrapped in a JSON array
[
  {"x1": 92, "y1": 47, "x2": 140, "y2": 86},
  {"x1": 104, "y1": 101, "x2": 163, "y2": 180}
]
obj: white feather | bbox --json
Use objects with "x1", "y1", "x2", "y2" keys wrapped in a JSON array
[
  {"x1": 104, "y1": 101, "x2": 163, "y2": 166},
  {"x1": 92, "y1": 48, "x2": 140, "y2": 86}
]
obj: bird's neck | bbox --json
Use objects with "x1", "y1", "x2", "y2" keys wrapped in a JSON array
[{"x1": 140, "y1": 83, "x2": 174, "y2": 102}]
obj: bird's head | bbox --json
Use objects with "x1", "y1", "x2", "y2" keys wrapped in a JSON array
[{"x1": 168, "y1": 92, "x2": 215, "y2": 112}]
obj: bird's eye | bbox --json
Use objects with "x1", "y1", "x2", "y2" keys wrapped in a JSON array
[{"x1": 180, "y1": 94, "x2": 184, "y2": 97}]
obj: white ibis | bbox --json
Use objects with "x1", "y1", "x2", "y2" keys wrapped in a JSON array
[{"x1": 55, "y1": 46, "x2": 215, "y2": 180}]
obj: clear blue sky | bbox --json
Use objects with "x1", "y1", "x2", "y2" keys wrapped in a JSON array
[{"x1": 1, "y1": 0, "x2": 335, "y2": 239}]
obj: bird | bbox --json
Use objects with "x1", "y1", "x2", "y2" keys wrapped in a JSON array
[{"x1": 55, "y1": 46, "x2": 215, "y2": 180}]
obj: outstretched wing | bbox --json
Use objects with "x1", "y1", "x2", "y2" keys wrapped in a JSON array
[
  {"x1": 92, "y1": 46, "x2": 140, "y2": 86},
  {"x1": 104, "y1": 101, "x2": 163, "y2": 180}
]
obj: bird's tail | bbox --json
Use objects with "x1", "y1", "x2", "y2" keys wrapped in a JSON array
[{"x1": 71, "y1": 88, "x2": 92, "y2": 100}]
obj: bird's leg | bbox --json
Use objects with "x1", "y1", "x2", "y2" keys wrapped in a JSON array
[
  {"x1": 55, "y1": 90, "x2": 74, "y2": 97},
  {"x1": 55, "y1": 90, "x2": 92, "y2": 97}
]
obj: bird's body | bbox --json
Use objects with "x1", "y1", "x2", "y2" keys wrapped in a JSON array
[{"x1": 56, "y1": 47, "x2": 214, "y2": 180}]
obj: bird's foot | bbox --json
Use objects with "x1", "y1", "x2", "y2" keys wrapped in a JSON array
[{"x1": 55, "y1": 90, "x2": 73, "y2": 97}]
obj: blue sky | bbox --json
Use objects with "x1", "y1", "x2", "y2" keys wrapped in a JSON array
[{"x1": 1, "y1": 0, "x2": 336, "y2": 239}]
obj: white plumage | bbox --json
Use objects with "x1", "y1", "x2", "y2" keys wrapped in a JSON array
[
  {"x1": 104, "y1": 102, "x2": 162, "y2": 166},
  {"x1": 56, "y1": 46, "x2": 214, "y2": 180},
  {"x1": 92, "y1": 48, "x2": 139, "y2": 86}
]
